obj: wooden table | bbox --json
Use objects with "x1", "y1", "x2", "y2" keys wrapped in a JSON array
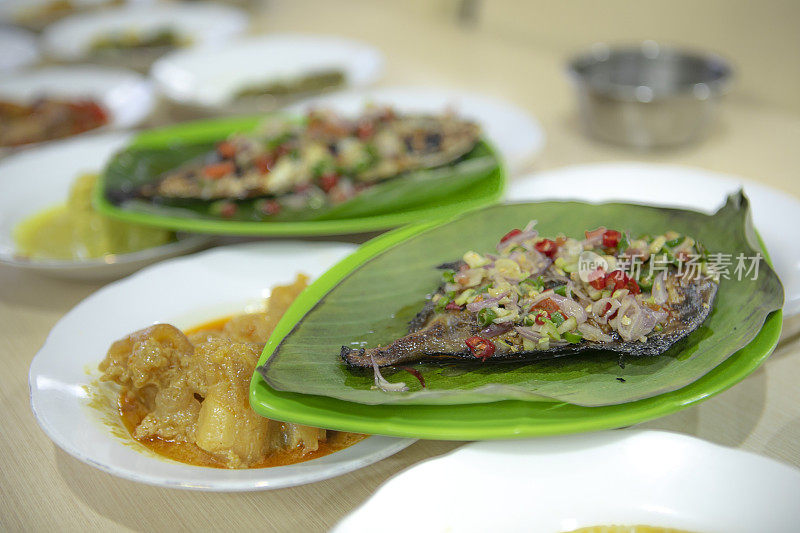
[{"x1": 3, "y1": 1, "x2": 800, "y2": 531}]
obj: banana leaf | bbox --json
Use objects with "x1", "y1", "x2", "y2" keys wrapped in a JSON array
[
  {"x1": 256, "y1": 193, "x2": 784, "y2": 407},
  {"x1": 95, "y1": 115, "x2": 502, "y2": 229}
]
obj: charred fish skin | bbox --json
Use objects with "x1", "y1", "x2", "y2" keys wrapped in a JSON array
[
  {"x1": 341, "y1": 274, "x2": 717, "y2": 368},
  {"x1": 342, "y1": 224, "x2": 720, "y2": 369}
]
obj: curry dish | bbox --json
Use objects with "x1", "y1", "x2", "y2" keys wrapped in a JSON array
[{"x1": 99, "y1": 274, "x2": 366, "y2": 469}]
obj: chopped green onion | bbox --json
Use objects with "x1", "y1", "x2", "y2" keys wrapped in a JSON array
[
  {"x1": 550, "y1": 311, "x2": 565, "y2": 327},
  {"x1": 523, "y1": 315, "x2": 536, "y2": 326},
  {"x1": 666, "y1": 235, "x2": 684, "y2": 248},
  {"x1": 564, "y1": 331, "x2": 583, "y2": 344},
  {"x1": 434, "y1": 296, "x2": 450, "y2": 312},
  {"x1": 557, "y1": 317, "x2": 577, "y2": 334},
  {"x1": 442, "y1": 270, "x2": 455, "y2": 283},
  {"x1": 520, "y1": 276, "x2": 544, "y2": 292},
  {"x1": 477, "y1": 308, "x2": 498, "y2": 327},
  {"x1": 553, "y1": 284, "x2": 567, "y2": 296},
  {"x1": 617, "y1": 232, "x2": 630, "y2": 253}
]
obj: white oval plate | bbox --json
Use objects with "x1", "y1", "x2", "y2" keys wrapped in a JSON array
[
  {"x1": 29, "y1": 241, "x2": 415, "y2": 491},
  {"x1": 152, "y1": 33, "x2": 384, "y2": 109},
  {"x1": 0, "y1": 0, "x2": 119, "y2": 27},
  {"x1": 286, "y1": 86, "x2": 545, "y2": 175},
  {"x1": 0, "y1": 65, "x2": 155, "y2": 136},
  {"x1": 0, "y1": 25, "x2": 39, "y2": 71},
  {"x1": 506, "y1": 162, "x2": 800, "y2": 316},
  {"x1": 335, "y1": 429, "x2": 800, "y2": 533},
  {"x1": 0, "y1": 133, "x2": 212, "y2": 280},
  {"x1": 42, "y1": 2, "x2": 247, "y2": 61}
]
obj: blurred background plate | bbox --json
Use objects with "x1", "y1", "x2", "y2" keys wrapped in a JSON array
[
  {"x1": 334, "y1": 430, "x2": 800, "y2": 533},
  {"x1": 286, "y1": 86, "x2": 545, "y2": 175},
  {"x1": 0, "y1": 26, "x2": 39, "y2": 72},
  {"x1": 152, "y1": 33, "x2": 384, "y2": 116},
  {"x1": 29, "y1": 240, "x2": 415, "y2": 490},
  {"x1": 0, "y1": 133, "x2": 212, "y2": 280},
  {"x1": 42, "y1": 2, "x2": 248, "y2": 70},
  {"x1": 505, "y1": 162, "x2": 800, "y2": 316},
  {"x1": 0, "y1": 65, "x2": 155, "y2": 138},
  {"x1": 0, "y1": 0, "x2": 122, "y2": 30}
]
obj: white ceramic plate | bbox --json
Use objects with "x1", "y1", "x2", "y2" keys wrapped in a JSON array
[
  {"x1": 335, "y1": 430, "x2": 800, "y2": 533},
  {"x1": 0, "y1": 0, "x2": 119, "y2": 27},
  {"x1": 0, "y1": 25, "x2": 39, "y2": 71},
  {"x1": 42, "y1": 2, "x2": 248, "y2": 62},
  {"x1": 286, "y1": 86, "x2": 545, "y2": 175},
  {"x1": 506, "y1": 162, "x2": 800, "y2": 316},
  {"x1": 0, "y1": 133, "x2": 212, "y2": 280},
  {"x1": 152, "y1": 33, "x2": 384, "y2": 109},
  {"x1": 0, "y1": 65, "x2": 155, "y2": 136},
  {"x1": 29, "y1": 241, "x2": 415, "y2": 491}
]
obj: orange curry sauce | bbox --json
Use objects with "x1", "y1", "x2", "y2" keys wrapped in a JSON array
[{"x1": 117, "y1": 316, "x2": 366, "y2": 469}]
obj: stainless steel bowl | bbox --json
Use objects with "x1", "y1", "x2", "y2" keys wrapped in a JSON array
[{"x1": 568, "y1": 41, "x2": 733, "y2": 148}]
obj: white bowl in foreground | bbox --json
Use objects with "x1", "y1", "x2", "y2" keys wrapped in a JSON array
[{"x1": 335, "y1": 430, "x2": 800, "y2": 533}]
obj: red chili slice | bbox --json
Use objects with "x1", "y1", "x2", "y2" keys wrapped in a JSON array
[
  {"x1": 534, "y1": 239, "x2": 559, "y2": 258},
  {"x1": 254, "y1": 155, "x2": 272, "y2": 174},
  {"x1": 218, "y1": 201, "x2": 237, "y2": 218},
  {"x1": 356, "y1": 121, "x2": 375, "y2": 140},
  {"x1": 319, "y1": 172, "x2": 340, "y2": 193},
  {"x1": 534, "y1": 310, "x2": 550, "y2": 325},
  {"x1": 203, "y1": 161, "x2": 235, "y2": 179},
  {"x1": 499, "y1": 228, "x2": 522, "y2": 244},
  {"x1": 532, "y1": 298, "x2": 560, "y2": 314},
  {"x1": 589, "y1": 271, "x2": 606, "y2": 290},
  {"x1": 258, "y1": 200, "x2": 281, "y2": 216},
  {"x1": 605, "y1": 270, "x2": 630, "y2": 291},
  {"x1": 465, "y1": 336, "x2": 495, "y2": 361},
  {"x1": 217, "y1": 141, "x2": 236, "y2": 159},
  {"x1": 602, "y1": 230, "x2": 621, "y2": 249},
  {"x1": 626, "y1": 278, "x2": 641, "y2": 295}
]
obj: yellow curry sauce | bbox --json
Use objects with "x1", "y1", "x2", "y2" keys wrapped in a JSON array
[{"x1": 14, "y1": 173, "x2": 174, "y2": 261}]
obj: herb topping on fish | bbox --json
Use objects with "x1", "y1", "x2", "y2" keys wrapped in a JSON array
[{"x1": 341, "y1": 223, "x2": 718, "y2": 368}]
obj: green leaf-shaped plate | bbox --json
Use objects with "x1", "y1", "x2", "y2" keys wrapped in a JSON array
[
  {"x1": 249, "y1": 195, "x2": 783, "y2": 439},
  {"x1": 93, "y1": 116, "x2": 505, "y2": 236}
]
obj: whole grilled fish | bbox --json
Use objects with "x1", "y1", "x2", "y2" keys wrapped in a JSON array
[
  {"x1": 341, "y1": 225, "x2": 719, "y2": 368},
  {"x1": 136, "y1": 110, "x2": 481, "y2": 202}
]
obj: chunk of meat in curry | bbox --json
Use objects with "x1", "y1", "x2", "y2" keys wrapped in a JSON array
[{"x1": 98, "y1": 274, "x2": 343, "y2": 469}]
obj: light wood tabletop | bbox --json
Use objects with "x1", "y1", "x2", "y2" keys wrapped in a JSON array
[{"x1": 2, "y1": 1, "x2": 800, "y2": 531}]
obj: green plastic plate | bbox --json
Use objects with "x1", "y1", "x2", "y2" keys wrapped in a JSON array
[
  {"x1": 93, "y1": 116, "x2": 505, "y2": 236},
  {"x1": 249, "y1": 210, "x2": 783, "y2": 440}
]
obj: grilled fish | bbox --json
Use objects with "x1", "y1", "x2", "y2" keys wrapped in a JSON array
[
  {"x1": 342, "y1": 224, "x2": 719, "y2": 368},
  {"x1": 136, "y1": 108, "x2": 481, "y2": 202}
]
